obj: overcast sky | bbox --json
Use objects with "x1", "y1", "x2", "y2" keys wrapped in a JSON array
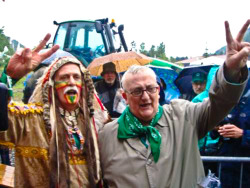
[{"x1": 0, "y1": 0, "x2": 249, "y2": 57}]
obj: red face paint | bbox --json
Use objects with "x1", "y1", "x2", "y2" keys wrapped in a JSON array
[{"x1": 55, "y1": 81, "x2": 82, "y2": 105}]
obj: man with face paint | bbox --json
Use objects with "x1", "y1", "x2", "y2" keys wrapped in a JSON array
[
  {"x1": 54, "y1": 63, "x2": 83, "y2": 110},
  {"x1": 0, "y1": 34, "x2": 109, "y2": 187}
]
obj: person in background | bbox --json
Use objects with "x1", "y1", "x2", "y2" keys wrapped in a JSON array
[
  {"x1": 215, "y1": 80, "x2": 250, "y2": 188},
  {"x1": 0, "y1": 34, "x2": 109, "y2": 187},
  {"x1": 180, "y1": 71, "x2": 207, "y2": 101},
  {"x1": 98, "y1": 20, "x2": 250, "y2": 188},
  {"x1": 156, "y1": 76, "x2": 169, "y2": 105},
  {"x1": 192, "y1": 66, "x2": 220, "y2": 175},
  {"x1": 95, "y1": 62, "x2": 121, "y2": 118},
  {"x1": 0, "y1": 83, "x2": 9, "y2": 165},
  {"x1": 192, "y1": 72, "x2": 207, "y2": 95}
]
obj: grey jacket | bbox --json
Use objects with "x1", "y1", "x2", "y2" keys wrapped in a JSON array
[{"x1": 99, "y1": 65, "x2": 248, "y2": 188}]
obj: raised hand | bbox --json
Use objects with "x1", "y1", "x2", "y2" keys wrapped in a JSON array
[
  {"x1": 225, "y1": 19, "x2": 250, "y2": 81},
  {"x1": 6, "y1": 33, "x2": 59, "y2": 79}
]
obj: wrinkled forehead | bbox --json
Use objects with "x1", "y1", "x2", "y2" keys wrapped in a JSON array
[
  {"x1": 130, "y1": 68, "x2": 156, "y2": 78},
  {"x1": 49, "y1": 58, "x2": 85, "y2": 79},
  {"x1": 52, "y1": 63, "x2": 80, "y2": 81},
  {"x1": 123, "y1": 69, "x2": 157, "y2": 89},
  {"x1": 56, "y1": 63, "x2": 81, "y2": 74}
]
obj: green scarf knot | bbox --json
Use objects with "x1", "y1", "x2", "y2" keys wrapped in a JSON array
[{"x1": 117, "y1": 106, "x2": 163, "y2": 162}]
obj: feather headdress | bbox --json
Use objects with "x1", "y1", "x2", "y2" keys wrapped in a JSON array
[{"x1": 29, "y1": 56, "x2": 108, "y2": 187}]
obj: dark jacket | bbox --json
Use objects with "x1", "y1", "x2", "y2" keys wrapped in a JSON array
[
  {"x1": 215, "y1": 80, "x2": 250, "y2": 188},
  {"x1": 179, "y1": 91, "x2": 197, "y2": 101},
  {"x1": 94, "y1": 79, "x2": 121, "y2": 118},
  {"x1": 0, "y1": 83, "x2": 8, "y2": 131},
  {"x1": 0, "y1": 83, "x2": 10, "y2": 165}
]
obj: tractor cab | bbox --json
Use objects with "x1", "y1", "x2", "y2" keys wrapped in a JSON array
[{"x1": 53, "y1": 18, "x2": 128, "y2": 67}]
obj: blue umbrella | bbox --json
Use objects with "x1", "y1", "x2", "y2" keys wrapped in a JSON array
[
  {"x1": 147, "y1": 65, "x2": 180, "y2": 101},
  {"x1": 174, "y1": 65, "x2": 216, "y2": 95}
]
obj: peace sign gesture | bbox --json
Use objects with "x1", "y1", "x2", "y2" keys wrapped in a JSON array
[
  {"x1": 225, "y1": 20, "x2": 250, "y2": 82},
  {"x1": 6, "y1": 33, "x2": 59, "y2": 79}
]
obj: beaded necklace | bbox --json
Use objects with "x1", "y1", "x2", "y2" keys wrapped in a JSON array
[{"x1": 59, "y1": 107, "x2": 85, "y2": 154}]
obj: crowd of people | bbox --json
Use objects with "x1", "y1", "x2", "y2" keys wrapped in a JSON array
[
  {"x1": 192, "y1": 66, "x2": 250, "y2": 187},
  {"x1": 0, "y1": 20, "x2": 249, "y2": 188}
]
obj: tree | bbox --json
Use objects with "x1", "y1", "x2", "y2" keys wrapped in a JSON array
[
  {"x1": 131, "y1": 41, "x2": 137, "y2": 52},
  {"x1": 148, "y1": 45, "x2": 156, "y2": 58},
  {"x1": 175, "y1": 56, "x2": 188, "y2": 62},
  {"x1": 169, "y1": 56, "x2": 176, "y2": 63},
  {"x1": 0, "y1": 27, "x2": 14, "y2": 66},
  {"x1": 139, "y1": 42, "x2": 148, "y2": 55},
  {"x1": 156, "y1": 42, "x2": 168, "y2": 61}
]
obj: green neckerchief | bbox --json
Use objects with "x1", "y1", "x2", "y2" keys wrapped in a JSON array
[{"x1": 117, "y1": 106, "x2": 163, "y2": 162}]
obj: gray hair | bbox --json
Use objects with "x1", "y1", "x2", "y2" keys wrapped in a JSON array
[{"x1": 121, "y1": 65, "x2": 157, "y2": 90}]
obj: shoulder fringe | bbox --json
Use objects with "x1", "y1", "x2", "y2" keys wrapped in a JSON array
[{"x1": 8, "y1": 101, "x2": 43, "y2": 115}]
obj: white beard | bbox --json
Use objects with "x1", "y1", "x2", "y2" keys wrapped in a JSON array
[
  {"x1": 105, "y1": 79, "x2": 115, "y2": 85},
  {"x1": 63, "y1": 86, "x2": 78, "y2": 94}
]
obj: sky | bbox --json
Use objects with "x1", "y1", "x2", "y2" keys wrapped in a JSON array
[{"x1": 0, "y1": 0, "x2": 249, "y2": 58}]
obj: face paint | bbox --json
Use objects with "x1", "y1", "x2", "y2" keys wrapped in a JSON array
[
  {"x1": 55, "y1": 81, "x2": 82, "y2": 90},
  {"x1": 65, "y1": 94, "x2": 77, "y2": 104},
  {"x1": 55, "y1": 81, "x2": 82, "y2": 105},
  {"x1": 55, "y1": 81, "x2": 68, "y2": 90}
]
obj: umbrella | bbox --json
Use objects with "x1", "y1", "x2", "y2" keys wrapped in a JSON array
[
  {"x1": 174, "y1": 65, "x2": 217, "y2": 94},
  {"x1": 146, "y1": 65, "x2": 180, "y2": 100},
  {"x1": 39, "y1": 49, "x2": 74, "y2": 65},
  {"x1": 189, "y1": 55, "x2": 226, "y2": 66},
  {"x1": 149, "y1": 58, "x2": 183, "y2": 74},
  {"x1": 87, "y1": 51, "x2": 152, "y2": 76}
]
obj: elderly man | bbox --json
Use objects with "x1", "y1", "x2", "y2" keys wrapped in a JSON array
[
  {"x1": 95, "y1": 62, "x2": 121, "y2": 118},
  {"x1": 98, "y1": 20, "x2": 250, "y2": 188},
  {"x1": 0, "y1": 34, "x2": 108, "y2": 187}
]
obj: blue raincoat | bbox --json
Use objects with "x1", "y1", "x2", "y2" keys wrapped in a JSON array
[{"x1": 192, "y1": 66, "x2": 220, "y2": 150}]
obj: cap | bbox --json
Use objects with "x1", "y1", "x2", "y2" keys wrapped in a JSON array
[
  {"x1": 101, "y1": 62, "x2": 117, "y2": 76},
  {"x1": 192, "y1": 72, "x2": 207, "y2": 83}
]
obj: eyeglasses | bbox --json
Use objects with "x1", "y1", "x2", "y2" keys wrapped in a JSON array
[{"x1": 126, "y1": 86, "x2": 159, "y2": 97}]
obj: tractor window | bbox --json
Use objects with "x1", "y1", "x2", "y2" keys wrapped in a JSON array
[
  {"x1": 54, "y1": 24, "x2": 67, "y2": 49},
  {"x1": 54, "y1": 21, "x2": 106, "y2": 65},
  {"x1": 75, "y1": 29, "x2": 85, "y2": 48},
  {"x1": 88, "y1": 31, "x2": 105, "y2": 56}
]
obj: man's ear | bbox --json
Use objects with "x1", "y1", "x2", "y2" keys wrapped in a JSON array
[
  {"x1": 157, "y1": 85, "x2": 160, "y2": 99},
  {"x1": 122, "y1": 91, "x2": 128, "y2": 103}
]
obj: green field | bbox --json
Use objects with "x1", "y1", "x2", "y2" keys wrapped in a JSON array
[
  {"x1": 0, "y1": 66, "x2": 26, "y2": 102},
  {"x1": 12, "y1": 77, "x2": 26, "y2": 102}
]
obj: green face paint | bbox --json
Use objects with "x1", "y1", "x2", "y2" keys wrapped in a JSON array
[{"x1": 66, "y1": 94, "x2": 77, "y2": 104}]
